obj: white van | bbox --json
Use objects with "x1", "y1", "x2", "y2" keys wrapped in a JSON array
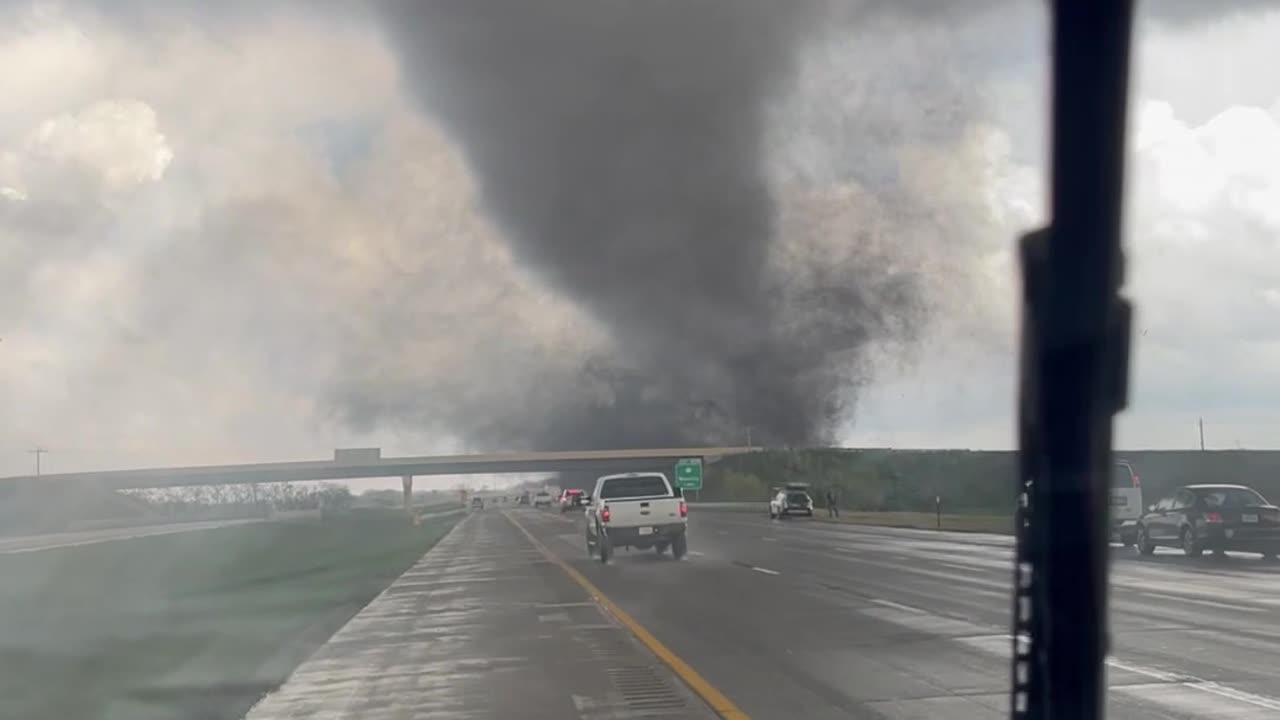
[{"x1": 1111, "y1": 459, "x2": 1143, "y2": 545}]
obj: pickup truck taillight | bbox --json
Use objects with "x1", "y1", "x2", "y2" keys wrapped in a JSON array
[
  {"x1": 601, "y1": 506, "x2": 611, "y2": 523},
  {"x1": 678, "y1": 500, "x2": 687, "y2": 518}
]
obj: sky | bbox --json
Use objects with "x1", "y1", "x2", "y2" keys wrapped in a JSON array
[{"x1": 3, "y1": 2, "x2": 1280, "y2": 480}]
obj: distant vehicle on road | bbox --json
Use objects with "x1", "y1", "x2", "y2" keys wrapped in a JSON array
[
  {"x1": 559, "y1": 488, "x2": 585, "y2": 512},
  {"x1": 470, "y1": 496, "x2": 485, "y2": 510},
  {"x1": 770, "y1": 483, "x2": 814, "y2": 519},
  {"x1": 1135, "y1": 484, "x2": 1280, "y2": 559},
  {"x1": 1111, "y1": 460, "x2": 1143, "y2": 546},
  {"x1": 533, "y1": 490, "x2": 553, "y2": 509},
  {"x1": 584, "y1": 472, "x2": 687, "y2": 563}
]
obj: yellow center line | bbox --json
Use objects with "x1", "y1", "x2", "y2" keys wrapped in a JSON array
[{"x1": 503, "y1": 510, "x2": 751, "y2": 720}]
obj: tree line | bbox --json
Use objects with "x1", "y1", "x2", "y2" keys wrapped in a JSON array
[
  {"x1": 700, "y1": 449, "x2": 1280, "y2": 514},
  {"x1": 126, "y1": 482, "x2": 354, "y2": 516}
]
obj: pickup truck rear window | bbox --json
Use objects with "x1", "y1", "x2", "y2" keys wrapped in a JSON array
[{"x1": 599, "y1": 476, "x2": 670, "y2": 499}]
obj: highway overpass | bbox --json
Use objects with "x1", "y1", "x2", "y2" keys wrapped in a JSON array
[{"x1": 0, "y1": 447, "x2": 753, "y2": 490}]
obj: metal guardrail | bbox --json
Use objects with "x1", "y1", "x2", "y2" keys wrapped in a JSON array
[{"x1": 684, "y1": 502, "x2": 764, "y2": 511}]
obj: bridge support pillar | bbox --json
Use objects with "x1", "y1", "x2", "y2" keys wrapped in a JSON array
[{"x1": 402, "y1": 475, "x2": 413, "y2": 512}]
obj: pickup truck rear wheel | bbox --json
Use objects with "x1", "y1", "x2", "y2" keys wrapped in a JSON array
[
  {"x1": 598, "y1": 532, "x2": 612, "y2": 564},
  {"x1": 671, "y1": 534, "x2": 687, "y2": 560}
]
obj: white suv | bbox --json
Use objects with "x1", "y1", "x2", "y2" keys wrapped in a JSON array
[{"x1": 770, "y1": 485, "x2": 814, "y2": 518}]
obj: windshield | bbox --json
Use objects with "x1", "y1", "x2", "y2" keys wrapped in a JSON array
[{"x1": 4, "y1": 3, "x2": 1277, "y2": 720}]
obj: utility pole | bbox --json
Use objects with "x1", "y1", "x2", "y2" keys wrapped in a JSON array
[
  {"x1": 29, "y1": 447, "x2": 48, "y2": 476},
  {"x1": 1199, "y1": 418, "x2": 1205, "y2": 451},
  {"x1": 746, "y1": 426, "x2": 752, "y2": 450}
]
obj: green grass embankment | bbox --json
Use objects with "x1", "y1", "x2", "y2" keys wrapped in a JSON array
[{"x1": 0, "y1": 508, "x2": 460, "y2": 720}]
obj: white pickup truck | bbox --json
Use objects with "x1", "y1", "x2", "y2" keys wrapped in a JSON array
[{"x1": 584, "y1": 472, "x2": 688, "y2": 563}]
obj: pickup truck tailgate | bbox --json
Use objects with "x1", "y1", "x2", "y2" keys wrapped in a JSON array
[{"x1": 605, "y1": 497, "x2": 683, "y2": 527}]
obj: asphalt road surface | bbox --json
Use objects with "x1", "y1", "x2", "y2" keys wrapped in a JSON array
[
  {"x1": 514, "y1": 507, "x2": 1280, "y2": 720},
  {"x1": 0, "y1": 518, "x2": 264, "y2": 555},
  {"x1": 246, "y1": 510, "x2": 718, "y2": 720},
  {"x1": 250, "y1": 507, "x2": 1280, "y2": 719}
]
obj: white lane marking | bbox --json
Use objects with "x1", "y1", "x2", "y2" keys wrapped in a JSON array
[
  {"x1": 1135, "y1": 590, "x2": 1265, "y2": 614},
  {"x1": 688, "y1": 551, "x2": 705, "y2": 557},
  {"x1": 1106, "y1": 657, "x2": 1183, "y2": 683},
  {"x1": 762, "y1": 537, "x2": 778, "y2": 542},
  {"x1": 957, "y1": 632, "x2": 1280, "y2": 714},
  {"x1": 869, "y1": 598, "x2": 925, "y2": 613},
  {"x1": 1108, "y1": 658, "x2": 1280, "y2": 711},
  {"x1": 751, "y1": 566, "x2": 780, "y2": 576}
]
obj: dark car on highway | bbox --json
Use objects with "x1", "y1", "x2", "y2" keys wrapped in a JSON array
[{"x1": 1135, "y1": 484, "x2": 1280, "y2": 559}]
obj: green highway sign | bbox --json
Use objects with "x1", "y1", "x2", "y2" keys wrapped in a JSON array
[{"x1": 674, "y1": 458, "x2": 703, "y2": 491}]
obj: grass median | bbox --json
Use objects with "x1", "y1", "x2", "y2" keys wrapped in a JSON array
[{"x1": 0, "y1": 508, "x2": 460, "y2": 720}]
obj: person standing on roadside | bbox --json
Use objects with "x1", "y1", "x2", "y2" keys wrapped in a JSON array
[{"x1": 826, "y1": 488, "x2": 839, "y2": 518}]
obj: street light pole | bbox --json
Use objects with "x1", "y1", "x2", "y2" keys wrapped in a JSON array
[{"x1": 29, "y1": 447, "x2": 47, "y2": 476}]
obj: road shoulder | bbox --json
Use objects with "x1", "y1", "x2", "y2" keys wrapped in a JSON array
[{"x1": 245, "y1": 510, "x2": 718, "y2": 720}]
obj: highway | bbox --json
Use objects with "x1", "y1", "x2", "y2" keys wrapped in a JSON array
[
  {"x1": 0, "y1": 518, "x2": 264, "y2": 555},
  {"x1": 517, "y1": 507, "x2": 1280, "y2": 719},
  {"x1": 250, "y1": 507, "x2": 1280, "y2": 719},
  {"x1": 246, "y1": 509, "x2": 717, "y2": 720},
  {"x1": 0, "y1": 507, "x2": 464, "y2": 556}
]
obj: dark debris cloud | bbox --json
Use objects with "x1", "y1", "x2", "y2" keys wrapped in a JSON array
[{"x1": 369, "y1": 0, "x2": 932, "y2": 450}]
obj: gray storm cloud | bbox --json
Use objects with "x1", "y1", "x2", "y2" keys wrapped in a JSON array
[{"x1": 9, "y1": 0, "x2": 1274, "y2": 472}]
